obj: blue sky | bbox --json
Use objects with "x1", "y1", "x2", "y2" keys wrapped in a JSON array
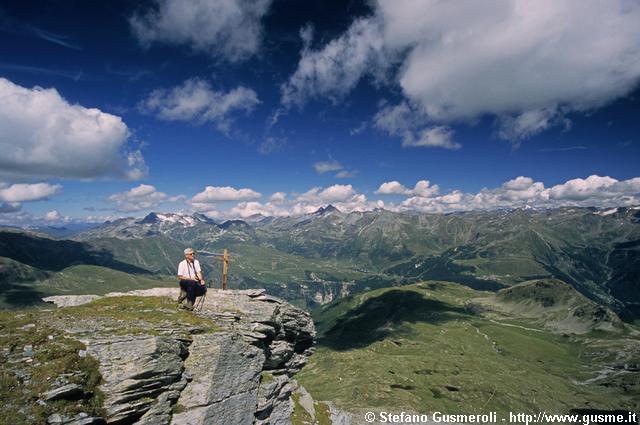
[{"x1": 0, "y1": 0, "x2": 639, "y2": 225}]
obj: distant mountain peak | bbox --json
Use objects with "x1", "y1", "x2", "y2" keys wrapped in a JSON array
[
  {"x1": 139, "y1": 212, "x2": 160, "y2": 224},
  {"x1": 219, "y1": 219, "x2": 250, "y2": 230},
  {"x1": 314, "y1": 205, "x2": 340, "y2": 215},
  {"x1": 192, "y1": 213, "x2": 216, "y2": 224},
  {"x1": 138, "y1": 212, "x2": 200, "y2": 227}
]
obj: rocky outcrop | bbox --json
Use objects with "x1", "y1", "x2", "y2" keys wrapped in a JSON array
[{"x1": 43, "y1": 288, "x2": 315, "y2": 425}]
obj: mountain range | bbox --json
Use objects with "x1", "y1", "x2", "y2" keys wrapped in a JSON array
[{"x1": 1, "y1": 205, "x2": 639, "y2": 320}]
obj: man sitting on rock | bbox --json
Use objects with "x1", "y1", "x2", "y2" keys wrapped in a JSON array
[{"x1": 177, "y1": 248, "x2": 206, "y2": 310}]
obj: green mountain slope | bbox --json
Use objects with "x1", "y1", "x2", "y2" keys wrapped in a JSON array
[
  {"x1": 0, "y1": 230, "x2": 176, "y2": 309},
  {"x1": 298, "y1": 281, "x2": 640, "y2": 414},
  {"x1": 0, "y1": 230, "x2": 149, "y2": 274},
  {"x1": 0, "y1": 264, "x2": 176, "y2": 309},
  {"x1": 472, "y1": 279, "x2": 623, "y2": 334}
]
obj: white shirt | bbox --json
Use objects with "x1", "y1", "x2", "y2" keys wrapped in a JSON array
[{"x1": 178, "y1": 259, "x2": 201, "y2": 279}]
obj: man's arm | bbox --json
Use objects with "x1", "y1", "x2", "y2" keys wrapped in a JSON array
[
  {"x1": 195, "y1": 261, "x2": 205, "y2": 284},
  {"x1": 177, "y1": 261, "x2": 198, "y2": 281}
]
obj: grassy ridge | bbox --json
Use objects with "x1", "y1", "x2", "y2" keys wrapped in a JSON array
[
  {"x1": 298, "y1": 282, "x2": 640, "y2": 414},
  {"x1": 0, "y1": 265, "x2": 176, "y2": 309}
]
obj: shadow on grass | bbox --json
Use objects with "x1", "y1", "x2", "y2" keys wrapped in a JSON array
[
  {"x1": 318, "y1": 289, "x2": 470, "y2": 350},
  {"x1": 0, "y1": 231, "x2": 150, "y2": 274},
  {"x1": 385, "y1": 255, "x2": 504, "y2": 291},
  {"x1": 0, "y1": 282, "x2": 48, "y2": 309}
]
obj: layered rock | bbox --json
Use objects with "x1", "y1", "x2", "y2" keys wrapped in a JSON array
[{"x1": 43, "y1": 288, "x2": 315, "y2": 425}]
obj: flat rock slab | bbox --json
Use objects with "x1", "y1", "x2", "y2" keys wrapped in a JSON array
[
  {"x1": 42, "y1": 383, "x2": 83, "y2": 401},
  {"x1": 43, "y1": 295, "x2": 101, "y2": 308}
]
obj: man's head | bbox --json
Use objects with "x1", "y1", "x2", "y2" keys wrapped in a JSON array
[{"x1": 184, "y1": 248, "x2": 195, "y2": 260}]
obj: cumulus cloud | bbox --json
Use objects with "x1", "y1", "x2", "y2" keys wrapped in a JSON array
[
  {"x1": 284, "y1": 184, "x2": 383, "y2": 215},
  {"x1": 203, "y1": 174, "x2": 640, "y2": 220},
  {"x1": 44, "y1": 210, "x2": 61, "y2": 221},
  {"x1": 139, "y1": 78, "x2": 259, "y2": 134},
  {"x1": 548, "y1": 175, "x2": 640, "y2": 201},
  {"x1": 228, "y1": 201, "x2": 289, "y2": 218},
  {"x1": 0, "y1": 78, "x2": 147, "y2": 180},
  {"x1": 130, "y1": 0, "x2": 272, "y2": 62},
  {"x1": 191, "y1": 186, "x2": 261, "y2": 211},
  {"x1": 283, "y1": 0, "x2": 640, "y2": 142},
  {"x1": 0, "y1": 182, "x2": 62, "y2": 203},
  {"x1": 269, "y1": 192, "x2": 286, "y2": 203},
  {"x1": 376, "y1": 180, "x2": 439, "y2": 197},
  {"x1": 393, "y1": 175, "x2": 640, "y2": 213},
  {"x1": 297, "y1": 184, "x2": 356, "y2": 204},
  {"x1": 109, "y1": 184, "x2": 171, "y2": 212},
  {"x1": 376, "y1": 181, "x2": 407, "y2": 196}
]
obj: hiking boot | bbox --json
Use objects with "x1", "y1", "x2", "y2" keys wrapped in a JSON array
[
  {"x1": 177, "y1": 289, "x2": 187, "y2": 304},
  {"x1": 185, "y1": 300, "x2": 194, "y2": 311}
]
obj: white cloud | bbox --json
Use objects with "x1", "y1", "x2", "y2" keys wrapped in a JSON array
[
  {"x1": 412, "y1": 180, "x2": 441, "y2": 197},
  {"x1": 130, "y1": 0, "x2": 272, "y2": 62},
  {"x1": 0, "y1": 182, "x2": 62, "y2": 216},
  {"x1": 496, "y1": 107, "x2": 571, "y2": 142},
  {"x1": 373, "y1": 102, "x2": 460, "y2": 149},
  {"x1": 297, "y1": 184, "x2": 356, "y2": 204},
  {"x1": 548, "y1": 175, "x2": 640, "y2": 201},
  {"x1": 313, "y1": 159, "x2": 343, "y2": 174},
  {"x1": 393, "y1": 175, "x2": 640, "y2": 213},
  {"x1": 228, "y1": 201, "x2": 289, "y2": 218},
  {"x1": 318, "y1": 185, "x2": 356, "y2": 203},
  {"x1": 139, "y1": 78, "x2": 259, "y2": 134},
  {"x1": 376, "y1": 180, "x2": 439, "y2": 197},
  {"x1": 376, "y1": 181, "x2": 408, "y2": 195},
  {"x1": 402, "y1": 126, "x2": 460, "y2": 149},
  {"x1": 108, "y1": 184, "x2": 170, "y2": 212},
  {"x1": 191, "y1": 186, "x2": 261, "y2": 207},
  {"x1": 269, "y1": 192, "x2": 286, "y2": 204},
  {"x1": 80, "y1": 174, "x2": 640, "y2": 221},
  {"x1": 282, "y1": 184, "x2": 383, "y2": 216},
  {"x1": 45, "y1": 210, "x2": 61, "y2": 221},
  {"x1": 281, "y1": 18, "x2": 387, "y2": 107},
  {"x1": 0, "y1": 78, "x2": 147, "y2": 180},
  {"x1": 283, "y1": 0, "x2": 640, "y2": 142},
  {"x1": 373, "y1": 102, "x2": 416, "y2": 136},
  {"x1": 0, "y1": 182, "x2": 62, "y2": 203}
]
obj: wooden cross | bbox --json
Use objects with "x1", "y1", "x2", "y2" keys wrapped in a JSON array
[{"x1": 214, "y1": 249, "x2": 233, "y2": 290}]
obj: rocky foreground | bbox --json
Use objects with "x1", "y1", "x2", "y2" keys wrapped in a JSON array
[{"x1": 29, "y1": 288, "x2": 317, "y2": 424}]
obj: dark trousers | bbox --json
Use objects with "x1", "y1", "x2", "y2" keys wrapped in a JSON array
[{"x1": 179, "y1": 280, "x2": 206, "y2": 303}]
